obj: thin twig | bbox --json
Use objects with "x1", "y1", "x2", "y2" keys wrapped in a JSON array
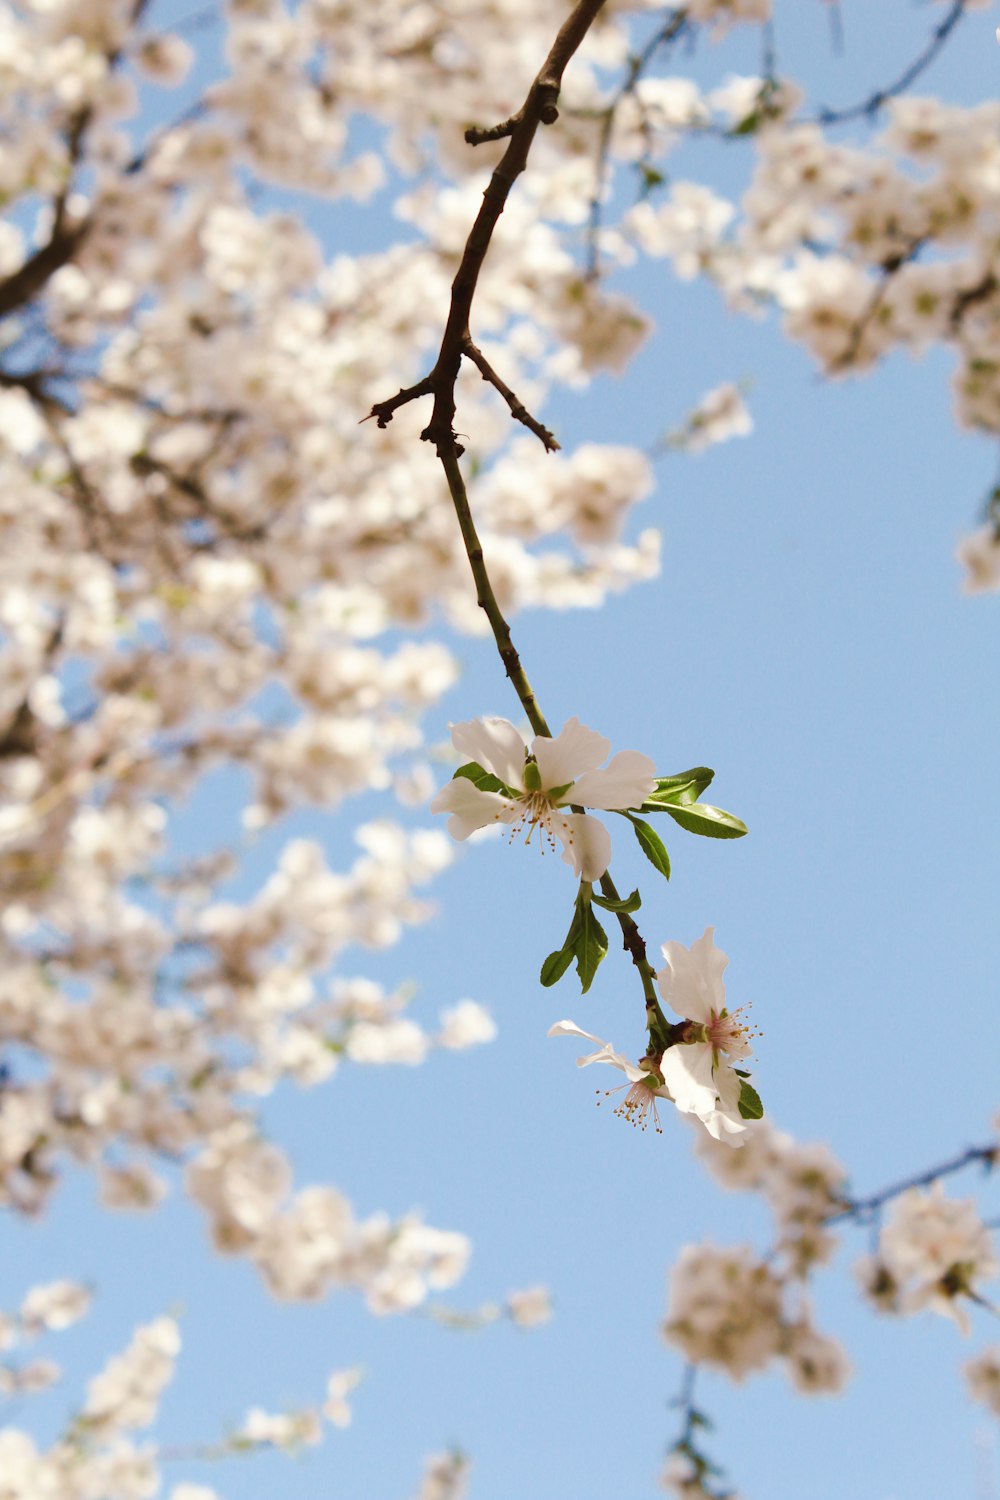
[
  {"x1": 371, "y1": 0, "x2": 670, "y2": 1030},
  {"x1": 437, "y1": 446, "x2": 550, "y2": 736},
  {"x1": 814, "y1": 0, "x2": 968, "y2": 127},
  {"x1": 368, "y1": 0, "x2": 609, "y2": 455},
  {"x1": 582, "y1": 11, "x2": 687, "y2": 281},
  {"x1": 461, "y1": 336, "x2": 559, "y2": 451},
  {"x1": 833, "y1": 1141, "x2": 998, "y2": 1224}
]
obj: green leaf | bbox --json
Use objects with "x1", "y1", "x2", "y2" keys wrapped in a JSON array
[
  {"x1": 453, "y1": 761, "x2": 513, "y2": 796},
  {"x1": 638, "y1": 767, "x2": 715, "y2": 812},
  {"x1": 591, "y1": 887, "x2": 641, "y2": 914},
  {"x1": 540, "y1": 945, "x2": 575, "y2": 987},
  {"x1": 539, "y1": 896, "x2": 584, "y2": 989},
  {"x1": 738, "y1": 1080, "x2": 764, "y2": 1120},
  {"x1": 573, "y1": 904, "x2": 608, "y2": 994},
  {"x1": 628, "y1": 816, "x2": 671, "y2": 880},
  {"x1": 730, "y1": 109, "x2": 763, "y2": 137},
  {"x1": 639, "y1": 163, "x2": 667, "y2": 197},
  {"x1": 663, "y1": 802, "x2": 747, "y2": 840}
]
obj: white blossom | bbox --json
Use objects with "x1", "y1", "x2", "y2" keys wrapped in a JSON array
[
  {"x1": 432, "y1": 716, "x2": 656, "y2": 881},
  {"x1": 413, "y1": 1450, "x2": 470, "y2": 1500},
  {"x1": 674, "y1": 383, "x2": 753, "y2": 454},
  {"x1": 547, "y1": 1019, "x2": 672, "y2": 1134},
  {"x1": 957, "y1": 526, "x2": 1000, "y2": 594},
  {"x1": 656, "y1": 929, "x2": 755, "y2": 1145},
  {"x1": 323, "y1": 1367, "x2": 363, "y2": 1428},
  {"x1": 19, "y1": 1280, "x2": 92, "y2": 1335},
  {"x1": 505, "y1": 1286, "x2": 552, "y2": 1328},
  {"x1": 876, "y1": 1184, "x2": 999, "y2": 1333},
  {"x1": 83, "y1": 1317, "x2": 181, "y2": 1436},
  {"x1": 238, "y1": 1406, "x2": 322, "y2": 1450},
  {"x1": 436, "y1": 1000, "x2": 498, "y2": 1050},
  {"x1": 965, "y1": 1346, "x2": 1000, "y2": 1417},
  {"x1": 664, "y1": 1244, "x2": 785, "y2": 1380}
]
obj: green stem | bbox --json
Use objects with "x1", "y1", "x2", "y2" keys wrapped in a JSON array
[
  {"x1": 596, "y1": 867, "x2": 668, "y2": 1044},
  {"x1": 439, "y1": 444, "x2": 550, "y2": 738}
]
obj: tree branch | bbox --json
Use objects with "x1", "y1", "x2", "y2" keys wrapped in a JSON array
[
  {"x1": 461, "y1": 336, "x2": 559, "y2": 451},
  {"x1": 368, "y1": 0, "x2": 609, "y2": 455},
  {"x1": 814, "y1": 0, "x2": 968, "y2": 127}
]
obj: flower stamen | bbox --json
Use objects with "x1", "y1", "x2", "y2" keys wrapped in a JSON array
[
  {"x1": 704, "y1": 1001, "x2": 759, "y2": 1063},
  {"x1": 506, "y1": 791, "x2": 560, "y2": 856},
  {"x1": 596, "y1": 1078, "x2": 664, "y2": 1134}
]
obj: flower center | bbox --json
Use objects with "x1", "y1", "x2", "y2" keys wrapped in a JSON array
[
  {"x1": 704, "y1": 1003, "x2": 756, "y2": 1061},
  {"x1": 507, "y1": 790, "x2": 561, "y2": 855}
]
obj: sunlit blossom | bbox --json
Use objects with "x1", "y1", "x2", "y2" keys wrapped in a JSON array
[
  {"x1": 431, "y1": 717, "x2": 656, "y2": 881},
  {"x1": 657, "y1": 928, "x2": 757, "y2": 1145},
  {"x1": 876, "y1": 1183, "x2": 999, "y2": 1334},
  {"x1": 547, "y1": 1019, "x2": 671, "y2": 1133}
]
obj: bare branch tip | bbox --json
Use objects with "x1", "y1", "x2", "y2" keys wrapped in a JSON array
[{"x1": 464, "y1": 118, "x2": 518, "y2": 146}]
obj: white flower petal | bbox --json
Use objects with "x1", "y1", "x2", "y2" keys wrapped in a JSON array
[
  {"x1": 450, "y1": 716, "x2": 526, "y2": 789},
  {"x1": 532, "y1": 716, "x2": 610, "y2": 789},
  {"x1": 661, "y1": 1044, "x2": 749, "y2": 1146},
  {"x1": 660, "y1": 1043, "x2": 719, "y2": 1117},
  {"x1": 700, "y1": 1105, "x2": 749, "y2": 1145},
  {"x1": 547, "y1": 1019, "x2": 644, "y2": 1081},
  {"x1": 657, "y1": 926, "x2": 728, "y2": 1022},
  {"x1": 547, "y1": 1019, "x2": 605, "y2": 1044},
  {"x1": 714, "y1": 1057, "x2": 743, "y2": 1113},
  {"x1": 571, "y1": 750, "x2": 656, "y2": 811},
  {"x1": 550, "y1": 809, "x2": 611, "y2": 881},
  {"x1": 429, "y1": 778, "x2": 514, "y2": 840}
]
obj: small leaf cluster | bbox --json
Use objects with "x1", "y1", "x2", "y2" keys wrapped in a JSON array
[
  {"x1": 540, "y1": 881, "x2": 618, "y2": 995},
  {"x1": 624, "y1": 766, "x2": 746, "y2": 884}
]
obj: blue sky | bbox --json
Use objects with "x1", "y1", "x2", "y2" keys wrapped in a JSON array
[{"x1": 4, "y1": 4, "x2": 1000, "y2": 1499}]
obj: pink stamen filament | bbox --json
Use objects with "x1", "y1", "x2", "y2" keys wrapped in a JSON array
[
  {"x1": 596, "y1": 1078, "x2": 664, "y2": 1134},
  {"x1": 705, "y1": 1003, "x2": 756, "y2": 1062}
]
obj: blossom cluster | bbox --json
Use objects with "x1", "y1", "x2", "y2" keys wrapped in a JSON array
[
  {"x1": 0, "y1": 0, "x2": 673, "y2": 1318},
  {"x1": 551, "y1": 928, "x2": 759, "y2": 1146},
  {"x1": 695, "y1": 1116, "x2": 848, "y2": 1271},
  {"x1": 663, "y1": 1115, "x2": 1000, "y2": 1490},
  {"x1": 856, "y1": 1182, "x2": 999, "y2": 1335},
  {"x1": 0, "y1": 1282, "x2": 375, "y2": 1500},
  {"x1": 0, "y1": 1279, "x2": 91, "y2": 1399},
  {"x1": 661, "y1": 1124, "x2": 853, "y2": 1393},
  {"x1": 2, "y1": 0, "x2": 999, "y2": 1493},
  {"x1": 664, "y1": 1241, "x2": 850, "y2": 1393},
  {"x1": 611, "y1": 77, "x2": 1000, "y2": 587}
]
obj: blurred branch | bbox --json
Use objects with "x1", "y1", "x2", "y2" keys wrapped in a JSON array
[{"x1": 815, "y1": 0, "x2": 968, "y2": 126}]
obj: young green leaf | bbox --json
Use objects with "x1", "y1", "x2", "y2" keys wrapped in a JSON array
[
  {"x1": 540, "y1": 945, "x2": 575, "y2": 987},
  {"x1": 663, "y1": 802, "x2": 747, "y2": 839},
  {"x1": 453, "y1": 760, "x2": 514, "y2": 796},
  {"x1": 539, "y1": 896, "x2": 584, "y2": 989},
  {"x1": 737, "y1": 1079, "x2": 764, "y2": 1120},
  {"x1": 573, "y1": 904, "x2": 608, "y2": 994},
  {"x1": 628, "y1": 815, "x2": 671, "y2": 880},
  {"x1": 591, "y1": 888, "x2": 642, "y2": 914},
  {"x1": 638, "y1": 767, "x2": 715, "y2": 812}
]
